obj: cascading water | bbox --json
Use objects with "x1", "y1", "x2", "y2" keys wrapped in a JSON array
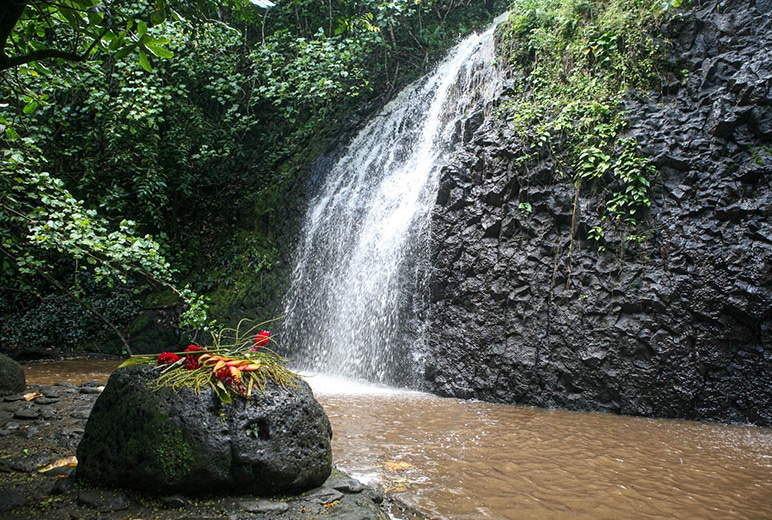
[{"x1": 282, "y1": 19, "x2": 504, "y2": 386}]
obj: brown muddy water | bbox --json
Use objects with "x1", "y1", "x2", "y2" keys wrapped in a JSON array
[{"x1": 24, "y1": 362, "x2": 772, "y2": 520}]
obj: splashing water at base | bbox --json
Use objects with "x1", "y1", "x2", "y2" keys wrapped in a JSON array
[{"x1": 282, "y1": 20, "x2": 504, "y2": 386}]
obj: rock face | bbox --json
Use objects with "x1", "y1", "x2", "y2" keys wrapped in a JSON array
[
  {"x1": 76, "y1": 365, "x2": 333, "y2": 495},
  {"x1": 0, "y1": 353, "x2": 26, "y2": 396},
  {"x1": 426, "y1": 0, "x2": 771, "y2": 425}
]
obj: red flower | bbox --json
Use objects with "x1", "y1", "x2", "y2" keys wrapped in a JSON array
[
  {"x1": 157, "y1": 352, "x2": 182, "y2": 365},
  {"x1": 183, "y1": 344, "x2": 205, "y2": 370},
  {"x1": 214, "y1": 367, "x2": 246, "y2": 396},
  {"x1": 214, "y1": 368, "x2": 233, "y2": 385},
  {"x1": 252, "y1": 330, "x2": 270, "y2": 351}
]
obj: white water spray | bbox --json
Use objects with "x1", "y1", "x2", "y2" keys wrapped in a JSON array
[{"x1": 283, "y1": 20, "x2": 504, "y2": 386}]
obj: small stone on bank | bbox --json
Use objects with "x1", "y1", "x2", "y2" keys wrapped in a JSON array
[
  {"x1": 77, "y1": 489, "x2": 130, "y2": 511},
  {"x1": 161, "y1": 495, "x2": 188, "y2": 508},
  {"x1": 302, "y1": 486, "x2": 344, "y2": 505},
  {"x1": 13, "y1": 407, "x2": 40, "y2": 420},
  {"x1": 237, "y1": 499, "x2": 290, "y2": 513},
  {"x1": 328, "y1": 477, "x2": 366, "y2": 493},
  {"x1": 39, "y1": 406, "x2": 56, "y2": 419},
  {"x1": 70, "y1": 408, "x2": 92, "y2": 419}
]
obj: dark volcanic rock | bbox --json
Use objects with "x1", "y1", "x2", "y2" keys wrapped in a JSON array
[
  {"x1": 0, "y1": 354, "x2": 25, "y2": 396},
  {"x1": 426, "y1": 0, "x2": 772, "y2": 426},
  {"x1": 76, "y1": 364, "x2": 333, "y2": 495}
]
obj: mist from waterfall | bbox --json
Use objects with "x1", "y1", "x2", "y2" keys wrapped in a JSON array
[{"x1": 282, "y1": 19, "x2": 504, "y2": 386}]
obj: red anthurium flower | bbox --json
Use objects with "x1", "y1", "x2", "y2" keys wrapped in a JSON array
[
  {"x1": 157, "y1": 352, "x2": 182, "y2": 365},
  {"x1": 252, "y1": 330, "x2": 270, "y2": 350},
  {"x1": 183, "y1": 344, "x2": 205, "y2": 370}
]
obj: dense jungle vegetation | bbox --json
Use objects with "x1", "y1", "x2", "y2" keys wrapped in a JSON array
[
  {"x1": 0, "y1": 0, "x2": 502, "y2": 356},
  {"x1": 1, "y1": 0, "x2": 682, "y2": 357}
]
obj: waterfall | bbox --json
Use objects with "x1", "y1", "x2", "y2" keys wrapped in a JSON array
[{"x1": 282, "y1": 19, "x2": 504, "y2": 386}]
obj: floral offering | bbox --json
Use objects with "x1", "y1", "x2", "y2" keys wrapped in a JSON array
[{"x1": 120, "y1": 319, "x2": 296, "y2": 403}]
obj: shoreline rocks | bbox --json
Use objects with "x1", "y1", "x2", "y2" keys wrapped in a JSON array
[{"x1": 0, "y1": 379, "x2": 391, "y2": 519}]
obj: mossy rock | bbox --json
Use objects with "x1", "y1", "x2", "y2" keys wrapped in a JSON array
[{"x1": 76, "y1": 365, "x2": 332, "y2": 495}]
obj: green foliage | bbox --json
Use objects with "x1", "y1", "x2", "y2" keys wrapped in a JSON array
[
  {"x1": 1, "y1": 0, "x2": 173, "y2": 72},
  {"x1": 1, "y1": 122, "x2": 173, "y2": 284},
  {"x1": 494, "y1": 0, "x2": 681, "y2": 291},
  {"x1": 497, "y1": 0, "x2": 680, "y2": 248},
  {"x1": 254, "y1": 28, "x2": 372, "y2": 119}
]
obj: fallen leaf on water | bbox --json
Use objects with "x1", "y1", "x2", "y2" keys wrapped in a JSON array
[
  {"x1": 38, "y1": 456, "x2": 77, "y2": 473},
  {"x1": 383, "y1": 460, "x2": 414, "y2": 472},
  {"x1": 23, "y1": 392, "x2": 43, "y2": 401},
  {"x1": 384, "y1": 478, "x2": 411, "y2": 493}
]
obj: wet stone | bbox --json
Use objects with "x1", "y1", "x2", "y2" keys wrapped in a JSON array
[
  {"x1": 161, "y1": 495, "x2": 188, "y2": 508},
  {"x1": 70, "y1": 408, "x2": 92, "y2": 419},
  {"x1": 40, "y1": 386, "x2": 60, "y2": 398},
  {"x1": 77, "y1": 490, "x2": 130, "y2": 512},
  {"x1": 44, "y1": 465, "x2": 75, "y2": 478},
  {"x1": 79, "y1": 386, "x2": 104, "y2": 395},
  {"x1": 3, "y1": 394, "x2": 25, "y2": 402},
  {"x1": 0, "y1": 353, "x2": 26, "y2": 396},
  {"x1": 36, "y1": 397, "x2": 60, "y2": 405},
  {"x1": 39, "y1": 406, "x2": 57, "y2": 419},
  {"x1": 328, "y1": 477, "x2": 366, "y2": 493},
  {"x1": 236, "y1": 499, "x2": 290, "y2": 514},
  {"x1": 13, "y1": 407, "x2": 40, "y2": 420},
  {"x1": 302, "y1": 486, "x2": 344, "y2": 505},
  {"x1": 20, "y1": 425, "x2": 40, "y2": 439},
  {"x1": 51, "y1": 476, "x2": 78, "y2": 495},
  {"x1": 9, "y1": 452, "x2": 52, "y2": 472},
  {"x1": 57, "y1": 428, "x2": 85, "y2": 438}
]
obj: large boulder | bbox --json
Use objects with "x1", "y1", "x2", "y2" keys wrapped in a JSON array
[
  {"x1": 0, "y1": 353, "x2": 26, "y2": 396},
  {"x1": 76, "y1": 364, "x2": 332, "y2": 495}
]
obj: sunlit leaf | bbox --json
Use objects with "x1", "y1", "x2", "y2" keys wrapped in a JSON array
[
  {"x1": 38, "y1": 456, "x2": 78, "y2": 473},
  {"x1": 145, "y1": 44, "x2": 173, "y2": 59},
  {"x1": 117, "y1": 356, "x2": 156, "y2": 369},
  {"x1": 23, "y1": 101, "x2": 39, "y2": 114},
  {"x1": 139, "y1": 48, "x2": 152, "y2": 72},
  {"x1": 383, "y1": 460, "x2": 414, "y2": 472},
  {"x1": 23, "y1": 392, "x2": 43, "y2": 401}
]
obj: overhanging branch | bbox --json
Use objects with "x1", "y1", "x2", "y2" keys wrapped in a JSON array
[{"x1": 0, "y1": 48, "x2": 83, "y2": 71}]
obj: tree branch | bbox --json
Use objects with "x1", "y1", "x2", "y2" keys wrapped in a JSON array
[
  {"x1": 0, "y1": 1, "x2": 27, "y2": 58},
  {"x1": 0, "y1": 48, "x2": 83, "y2": 71}
]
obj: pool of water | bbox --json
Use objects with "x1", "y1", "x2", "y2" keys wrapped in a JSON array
[{"x1": 24, "y1": 363, "x2": 772, "y2": 519}]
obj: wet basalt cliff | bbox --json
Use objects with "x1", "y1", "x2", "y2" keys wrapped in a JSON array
[{"x1": 426, "y1": 0, "x2": 772, "y2": 426}]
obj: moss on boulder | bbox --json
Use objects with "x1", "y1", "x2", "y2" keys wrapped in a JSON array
[{"x1": 76, "y1": 364, "x2": 332, "y2": 495}]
